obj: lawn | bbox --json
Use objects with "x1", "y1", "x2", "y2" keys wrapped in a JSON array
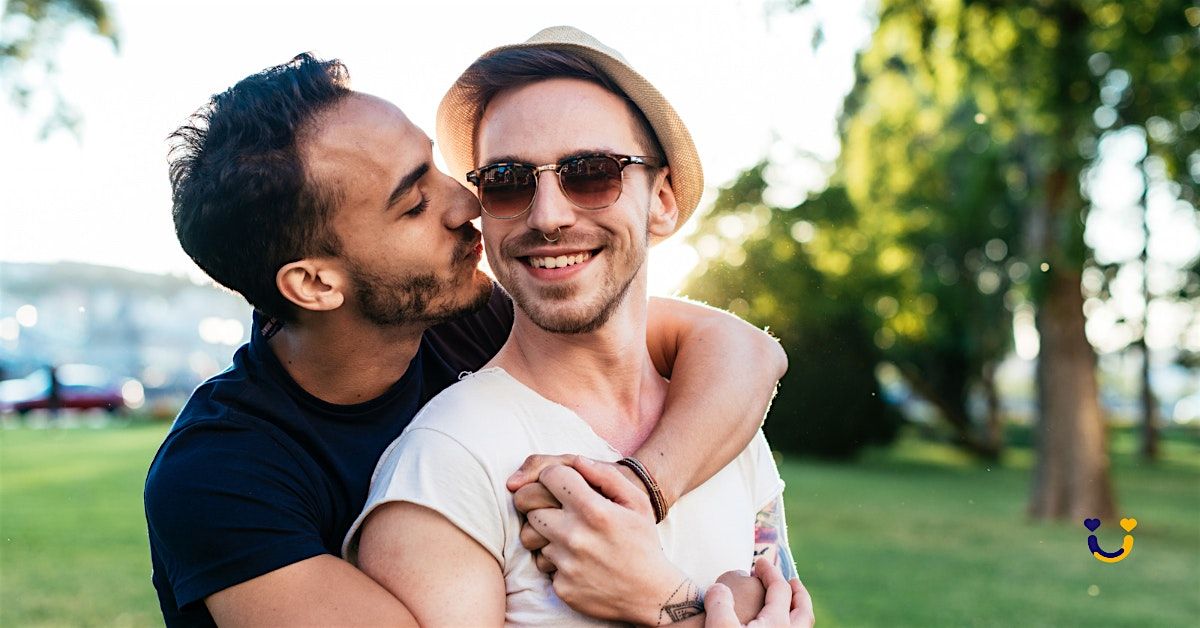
[{"x1": 1, "y1": 420, "x2": 1197, "y2": 627}]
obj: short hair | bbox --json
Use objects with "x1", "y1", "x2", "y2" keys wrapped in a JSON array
[
  {"x1": 457, "y1": 49, "x2": 666, "y2": 166},
  {"x1": 168, "y1": 53, "x2": 351, "y2": 321}
]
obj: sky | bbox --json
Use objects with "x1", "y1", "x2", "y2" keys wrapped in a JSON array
[{"x1": 0, "y1": 0, "x2": 873, "y2": 296}]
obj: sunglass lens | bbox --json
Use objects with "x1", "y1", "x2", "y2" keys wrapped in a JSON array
[
  {"x1": 560, "y1": 156, "x2": 622, "y2": 209},
  {"x1": 480, "y1": 165, "x2": 536, "y2": 218}
]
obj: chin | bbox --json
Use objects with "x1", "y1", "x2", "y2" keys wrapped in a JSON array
[{"x1": 522, "y1": 293, "x2": 623, "y2": 334}]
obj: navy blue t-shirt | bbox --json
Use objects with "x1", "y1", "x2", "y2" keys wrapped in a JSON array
[{"x1": 144, "y1": 285, "x2": 513, "y2": 627}]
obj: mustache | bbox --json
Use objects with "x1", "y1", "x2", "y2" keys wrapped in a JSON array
[
  {"x1": 501, "y1": 228, "x2": 609, "y2": 257},
  {"x1": 452, "y1": 224, "x2": 481, "y2": 260}
]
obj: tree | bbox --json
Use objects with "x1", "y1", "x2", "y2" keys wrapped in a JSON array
[
  {"x1": 1, "y1": 0, "x2": 118, "y2": 135},
  {"x1": 682, "y1": 165, "x2": 902, "y2": 459},
  {"x1": 825, "y1": 0, "x2": 1195, "y2": 518}
]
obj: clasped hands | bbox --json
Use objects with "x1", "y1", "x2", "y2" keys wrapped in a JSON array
[{"x1": 506, "y1": 454, "x2": 815, "y2": 627}]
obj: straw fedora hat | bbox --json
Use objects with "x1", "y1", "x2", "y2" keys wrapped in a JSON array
[{"x1": 436, "y1": 25, "x2": 704, "y2": 239}]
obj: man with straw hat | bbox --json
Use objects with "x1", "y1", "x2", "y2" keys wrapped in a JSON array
[
  {"x1": 146, "y1": 48, "x2": 792, "y2": 627},
  {"x1": 347, "y1": 27, "x2": 811, "y2": 626}
]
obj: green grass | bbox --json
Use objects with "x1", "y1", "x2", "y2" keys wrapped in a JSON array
[
  {"x1": 1, "y1": 422, "x2": 168, "y2": 627},
  {"x1": 784, "y1": 427, "x2": 1200, "y2": 627},
  {"x1": 1, "y1": 421, "x2": 1197, "y2": 627}
]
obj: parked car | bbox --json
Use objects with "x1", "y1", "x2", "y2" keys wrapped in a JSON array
[{"x1": 0, "y1": 364, "x2": 143, "y2": 415}]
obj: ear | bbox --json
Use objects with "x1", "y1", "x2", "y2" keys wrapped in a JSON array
[
  {"x1": 276, "y1": 259, "x2": 346, "y2": 313},
  {"x1": 646, "y1": 166, "x2": 679, "y2": 238}
]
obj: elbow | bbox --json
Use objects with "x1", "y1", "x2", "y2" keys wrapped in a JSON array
[{"x1": 762, "y1": 334, "x2": 788, "y2": 382}]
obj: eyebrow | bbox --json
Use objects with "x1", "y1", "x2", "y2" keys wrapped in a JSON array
[
  {"x1": 386, "y1": 162, "x2": 430, "y2": 210},
  {"x1": 480, "y1": 147, "x2": 621, "y2": 167}
]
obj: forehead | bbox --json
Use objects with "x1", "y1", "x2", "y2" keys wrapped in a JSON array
[
  {"x1": 303, "y1": 93, "x2": 428, "y2": 199},
  {"x1": 476, "y1": 78, "x2": 642, "y2": 164}
]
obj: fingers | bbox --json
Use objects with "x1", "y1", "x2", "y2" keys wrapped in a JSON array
[
  {"x1": 537, "y1": 465, "x2": 609, "y2": 526},
  {"x1": 533, "y1": 550, "x2": 557, "y2": 575},
  {"x1": 787, "y1": 578, "x2": 814, "y2": 628},
  {"x1": 702, "y1": 583, "x2": 738, "y2": 628},
  {"x1": 506, "y1": 454, "x2": 579, "y2": 492},
  {"x1": 568, "y1": 457, "x2": 653, "y2": 517},
  {"x1": 513, "y1": 481, "x2": 561, "y2": 515},
  {"x1": 752, "y1": 558, "x2": 791, "y2": 624},
  {"x1": 519, "y1": 520, "x2": 550, "y2": 551}
]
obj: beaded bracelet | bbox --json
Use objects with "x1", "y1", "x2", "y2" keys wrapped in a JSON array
[{"x1": 617, "y1": 456, "x2": 667, "y2": 523}]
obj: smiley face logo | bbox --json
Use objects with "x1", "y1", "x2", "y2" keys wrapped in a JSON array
[{"x1": 1084, "y1": 517, "x2": 1136, "y2": 563}]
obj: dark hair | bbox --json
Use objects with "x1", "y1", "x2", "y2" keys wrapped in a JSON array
[
  {"x1": 168, "y1": 53, "x2": 351, "y2": 321},
  {"x1": 458, "y1": 49, "x2": 666, "y2": 166}
]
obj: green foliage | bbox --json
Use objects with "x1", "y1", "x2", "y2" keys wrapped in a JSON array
[
  {"x1": 682, "y1": 166, "x2": 901, "y2": 458},
  {"x1": 0, "y1": 0, "x2": 118, "y2": 136},
  {"x1": 689, "y1": 0, "x2": 1199, "y2": 459}
]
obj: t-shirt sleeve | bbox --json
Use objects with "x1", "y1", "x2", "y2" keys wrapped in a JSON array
[
  {"x1": 744, "y1": 429, "x2": 786, "y2": 511},
  {"x1": 342, "y1": 426, "x2": 506, "y2": 565},
  {"x1": 423, "y1": 282, "x2": 514, "y2": 372},
  {"x1": 144, "y1": 420, "x2": 327, "y2": 610}
]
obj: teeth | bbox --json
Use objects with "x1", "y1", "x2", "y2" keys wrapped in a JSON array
[{"x1": 529, "y1": 251, "x2": 592, "y2": 269}]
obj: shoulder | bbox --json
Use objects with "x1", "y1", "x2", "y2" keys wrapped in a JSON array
[
  {"x1": 145, "y1": 413, "x2": 314, "y2": 529},
  {"x1": 423, "y1": 283, "x2": 514, "y2": 371},
  {"x1": 404, "y1": 368, "x2": 531, "y2": 437}
]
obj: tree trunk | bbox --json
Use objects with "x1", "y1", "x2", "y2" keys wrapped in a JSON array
[
  {"x1": 1138, "y1": 159, "x2": 1159, "y2": 461},
  {"x1": 1028, "y1": 269, "x2": 1117, "y2": 520},
  {"x1": 897, "y1": 364, "x2": 1000, "y2": 460},
  {"x1": 1138, "y1": 338, "x2": 1159, "y2": 461},
  {"x1": 980, "y1": 361, "x2": 1005, "y2": 456}
]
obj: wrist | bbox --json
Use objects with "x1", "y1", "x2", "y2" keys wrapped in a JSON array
[
  {"x1": 633, "y1": 568, "x2": 705, "y2": 627},
  {"x1": 617, "y1": 456, "x2": 668, "y2": 522},
  {"x1": 636, "y1": 456, "x2": 680, "y2": 510}
]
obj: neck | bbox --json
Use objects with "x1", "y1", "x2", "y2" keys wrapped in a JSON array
[
  {"x1": 269, "y1": 311, "x2": 426, "y2": 406},
  {"x1": 493, "y1": 280, "x2": 667, "y2": 454}
]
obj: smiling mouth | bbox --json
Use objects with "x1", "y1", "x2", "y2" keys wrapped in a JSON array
[{"x1": 522, "y1": 248, "x2": 600, "y2": 270}]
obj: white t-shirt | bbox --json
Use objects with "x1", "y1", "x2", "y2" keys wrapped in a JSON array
[{"x1": 344, "y1": 367, "x2": 784, "y2": 627}]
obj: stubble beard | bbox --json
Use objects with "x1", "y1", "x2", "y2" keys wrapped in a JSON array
[
  {"x1": 345, "y1": 253, "x2": 491, "y2": 328},
  {"x1": 503, "y1": 228, "x2": 649, "y2": 335}
]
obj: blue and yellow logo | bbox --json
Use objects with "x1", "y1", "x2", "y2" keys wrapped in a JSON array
[{"x1": 1084, "y1": 517, "x2": 1136, "y2": 563}]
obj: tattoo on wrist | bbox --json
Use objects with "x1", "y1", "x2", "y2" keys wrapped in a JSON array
[{"x1": 657, "y1": 577, "x2": 703, "y2": 625}]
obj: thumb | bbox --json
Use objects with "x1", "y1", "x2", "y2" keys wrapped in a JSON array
[
  {"x1": 570, "y1": 457, "x2": 651, "y2": 514},
  {"x1": 703, "y1": 583, "x2": 739, "y2": 628}
]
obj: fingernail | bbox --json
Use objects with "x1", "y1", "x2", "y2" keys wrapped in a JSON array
[{"x1": 736, "y1": 570, "x2": 749, "y2": 577}]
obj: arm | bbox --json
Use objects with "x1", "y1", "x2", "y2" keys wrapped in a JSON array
[
  {"x1": 356, "y1": 502, "x2": 506, "y2": 627},
  {"x1": 145, "y1": 426, "x2": 418, "y2": 626},
  {"x1": 206, "y1": 556, "x2": 417, "y2": 627},
  {"x1": 753, "y1": 495, "x2": 798, "y2": 581},
  {"x1": 641, "y1": 296, "x2": 788, "y2": 507}
]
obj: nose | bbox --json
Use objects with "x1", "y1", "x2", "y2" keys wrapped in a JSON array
[
  {"x1": 439, "y1": 171, "x2": 483, "y2": 230},
  {"x1": 525, "y1": 170, "x2": 577, "y2": 238}
]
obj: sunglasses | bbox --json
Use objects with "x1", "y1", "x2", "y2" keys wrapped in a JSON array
[{"x1": 466, "y1": 153, "x2": 662, "y2": 219}]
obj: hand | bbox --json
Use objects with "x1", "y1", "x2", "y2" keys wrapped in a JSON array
[
  {"x1": 704, "y1": 559, "x2": 814, "y2": 628},
  {"x1": 508, "y1": 454, "x2": 649, "y2": 572},
  {"x1": 523, "y1": 458, "x2": 684, "y2": 625},
  {"x1": 713, "y1": 570, "x2": 765, "y2": 624}
]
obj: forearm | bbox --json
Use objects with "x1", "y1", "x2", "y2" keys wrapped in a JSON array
[{"x1": 642, "y1": 298, "x2": 788, "y2": 507}]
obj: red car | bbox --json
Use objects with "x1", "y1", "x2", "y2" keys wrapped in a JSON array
[{"x1": 0, "y1": 364, "x2": 143, "y2": 415}]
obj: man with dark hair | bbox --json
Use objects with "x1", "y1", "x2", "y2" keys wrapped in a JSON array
[
  {"x1": 348, "y1": 28, "x2": 811, "y2": 627},
  {"x1": 145, "y1": 52, "x2": 788, "y2": 626}
]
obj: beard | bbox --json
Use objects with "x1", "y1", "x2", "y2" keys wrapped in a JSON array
[
  {"x1": 344, "y1": 230, "x2": 491, "y2": 328},
  {"x1": 498, "y1": 223, "x2": 648, "y2": 335}
]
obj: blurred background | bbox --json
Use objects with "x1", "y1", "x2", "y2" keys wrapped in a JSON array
[{"x1": 1, "y1": 0, "x2": 1197, "y2": 626}]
